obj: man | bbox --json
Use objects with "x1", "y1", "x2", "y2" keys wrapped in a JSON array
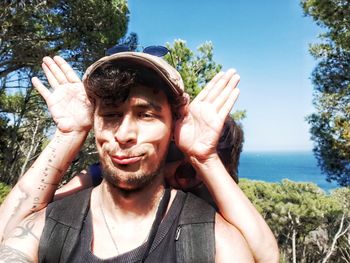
[
  {"x1": 1, "y1": 111, "x2": 279, "y2": 262},
  {"x1": 0, "y1": 52, "x2": 267, "y2": 262}
]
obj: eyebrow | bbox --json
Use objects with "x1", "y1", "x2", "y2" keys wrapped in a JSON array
[{"x1": 133, "y1": 101, "x2": 162, "y2": 112}]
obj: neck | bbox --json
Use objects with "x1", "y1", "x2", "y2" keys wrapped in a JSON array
[
  {"x1": 90, "y1": 174, "x2": 170, "y2": 258},
  {"x1": 95, "y1": 175, "x2": 166, "y2": 220}
]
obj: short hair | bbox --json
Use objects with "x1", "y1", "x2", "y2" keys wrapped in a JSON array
[
  {"x1": 217, "y1": 116, "x2": 244, "y2": 183},
  {"x1": 83, "y1": 61, "x2": 185, "y2": 116}
]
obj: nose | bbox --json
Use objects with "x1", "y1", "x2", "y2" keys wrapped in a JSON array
[{"x1": 114, "y1": 115, "x2": 137, "y2": 145}]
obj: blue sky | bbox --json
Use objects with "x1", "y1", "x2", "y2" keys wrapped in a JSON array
[{"x1": 126, "y1": 0, "x2": 323, "y2": 152}]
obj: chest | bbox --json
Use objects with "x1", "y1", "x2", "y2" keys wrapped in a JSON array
[{"x1": 78, "y1": 207, "x2": 179, "y2": 262}]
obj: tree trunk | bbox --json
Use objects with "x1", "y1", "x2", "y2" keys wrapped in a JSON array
[
  {"x1": 322, "y1": 214, "x2": 350, "y2": 263},
  {"x1": 292, "y1": 228, "x2": 297, "y2": 263},
  {"x1": 19, "y1": 119, "x2": 41, "y2": 177}
]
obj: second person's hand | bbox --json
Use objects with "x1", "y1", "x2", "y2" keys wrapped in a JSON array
[{"x1": 174, "y1": 69, "x2": 240, "y2": 161}]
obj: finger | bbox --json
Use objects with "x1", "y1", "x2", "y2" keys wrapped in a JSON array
[
  {"x1": 218, "y1": 88, "x2": 240, "y2": 119},
  {"x1": 194, "y1": 71, "x2": 225, "y2": 102},
  {"x1": 42, "y1": 63, "x2": 60, "y2": 90},
  {"x1": 43, "y1": 56, "x2": 69, "y2": 85},
  {"x1": 205, "y1": 69, "x2": 237, "y2": 103},
  {"x1": 213, "y1": 73, "x2": 240, "y2": 111},
  {"x1": 32, "y1": 77, "x2": 51, "y2": 103},
  {"x1": 53, "y1": 56, "x2": 81, "y2": 83}
]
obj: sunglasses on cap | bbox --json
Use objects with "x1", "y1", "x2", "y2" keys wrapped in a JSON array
[{"x1": 105, "y1": 45, "x2": 176, "y2": 68}]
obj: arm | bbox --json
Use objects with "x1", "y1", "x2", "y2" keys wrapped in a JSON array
[
  {"x1": 192, "y1": 154, "x2": 279, "y2": 263},
  {"x1": 54, "y1": 162, "x2": 102, "y2": 200},
  {"x1": 53, "y1": 169, "x2": 93, "y2": 200},
  {"x1": 0, "y1": 130, "x2": 88, "y2": 240},
  {"x1": 0, "y1": 209, "x2": 46, "y2": 262},
  {"x1": 175, "y1": 70, "x2": 279, "y2": 262},
  {"x1": 0, "y1": 56, "x2": 93, "y2": 241},
  {"x1": 215, "y1": 213, "x2": 254, "y2": 263}
]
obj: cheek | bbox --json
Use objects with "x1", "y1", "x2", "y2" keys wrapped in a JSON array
[
  {"x1": 138, "y1": 124, "x2": 171, "y2": 147},
  {"x1": 94, "y1": 119, "x2": 116, "y2": 153}
]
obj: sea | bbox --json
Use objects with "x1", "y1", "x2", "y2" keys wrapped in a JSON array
[{"x1": 238, "y1": 151, "x2": 339, "y2": 192}]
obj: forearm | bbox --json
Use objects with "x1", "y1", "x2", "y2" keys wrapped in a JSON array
[
  {"x1": 190, "y1": 154, "x2": 279, "y2": 263},
  {"x1": 0, "y1": 129, "x2": 88, "y2": 240},
  {"x1": 53, "y1": 170, "x2": 93, "y2": 201}
]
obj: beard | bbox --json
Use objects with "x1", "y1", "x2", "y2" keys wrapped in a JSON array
[{"x1": 100, "y1": 153, "x2": 166, "y2": 192}]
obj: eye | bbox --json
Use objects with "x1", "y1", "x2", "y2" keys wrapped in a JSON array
[{"x1": 138, "y1": 111, "x2": 156, "y2": 119}]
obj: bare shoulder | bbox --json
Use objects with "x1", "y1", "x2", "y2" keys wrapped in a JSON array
[
  {"x1": 0, "y1": 208, "x2": 46, "y2": 263},
  {"x1": 215, "y1": 213, "x2": 254, "y2": 263}
]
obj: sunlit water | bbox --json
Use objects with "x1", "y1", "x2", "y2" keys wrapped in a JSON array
[{"x1": 238, "y1": 151, "x2": 339, "y2": 192}]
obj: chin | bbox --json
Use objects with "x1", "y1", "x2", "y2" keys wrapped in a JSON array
[{"x1": 100, "y1": 159, "x2": 163, "y2": 191}]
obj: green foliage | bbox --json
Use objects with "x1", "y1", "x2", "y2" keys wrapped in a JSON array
[
  {"x1": 0, "y1": 0, "x2": 130, "y2": 75},
  {"x1": 302, "y1": 0, "x2": 350, "y2": 186},
  {"x1": 231, "y1": 110, "x2": 247, "y2": 121},
  {"x1": 240, "y1": 179, "x2": 350, "y2": 262},
  {"x1": 164, "y1": 40, "x2": 222, "y2": 99},
  {"x1": 0, "y1": 0, "x2": 132, "y2": 185},
  {"x1": 0, "y1": 182, "x2": 11, "y2": 204},
  {"x1": 301, "y1": 0, "x2": 350, "y2": 50},
  {"x1": 164, "y1": 39, "x2": 246, "y2": 121}
]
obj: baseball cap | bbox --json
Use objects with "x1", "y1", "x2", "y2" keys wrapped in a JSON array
[{"x1": 83, "y1": 52, "x2": 184, "y2": 98}]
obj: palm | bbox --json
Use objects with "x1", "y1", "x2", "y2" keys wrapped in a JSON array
[
  {"x1": 175, "y1": 69, "x2": 240, "y2": 160},
  {"x1": 175, "y1": 100, "x2": 224, "y2": 159},
  {"x1": 45, "y1": 82, "x2": 92, "y2": 132},
  {"x1": 32, "y1": 56, "x2": 93, "y2": 133}
]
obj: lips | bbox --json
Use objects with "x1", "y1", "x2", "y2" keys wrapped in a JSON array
[{"x1": 110, "y1": 155, "x2": 143, "y2": 165}]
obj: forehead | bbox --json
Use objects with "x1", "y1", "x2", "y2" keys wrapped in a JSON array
[
  {"x1": 129, "y1": 84, "x2": 169, "y2": 104},
  {"x1": 96, "y1": 84, "x2": 171, "y2": 110}
]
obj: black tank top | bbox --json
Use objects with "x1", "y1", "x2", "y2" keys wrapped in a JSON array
[{"x1": 68, "y1": 191, "x2": 186, "y2": 263}]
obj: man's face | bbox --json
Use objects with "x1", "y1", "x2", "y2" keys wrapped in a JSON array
[{"x1": 94, "y1": 84, "x2": 173, "y2": 191}]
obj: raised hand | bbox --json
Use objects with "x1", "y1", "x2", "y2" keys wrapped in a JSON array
[
  {"x1": 32, "y1": 56, "x2": 93, "y2": 133},
  {"x1": 174, "y1": 69, "x2": 240, "y2": 160}
]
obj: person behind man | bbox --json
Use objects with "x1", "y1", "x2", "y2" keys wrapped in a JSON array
[{"x1": 0, "y1": 52, "x2": 278, "y2": 262}]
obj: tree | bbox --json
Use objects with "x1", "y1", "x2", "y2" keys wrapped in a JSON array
[
  {"x1": 0, "y1": 0, "x2": 132, "y2": 185},
  {"x1": 302, "y1": 0, "x2": 350, "y2": 186},
  {"x1": 1, "y1": 0, "x2": 130, "y2": 75},
  {"x1": 240, "y1": 179, "x2": 350, "y2": 262},
  {"x1": 165, "y1": 39, "x2": 246, "y2": 120}
]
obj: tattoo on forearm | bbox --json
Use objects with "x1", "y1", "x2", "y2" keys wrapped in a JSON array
[
  {"x1": 30, "y1": 134, "x2": 75, "y2": 210},
  {"x1": 36, "y1": 146, "x2": 62, "y2": 192},
  {"x1": 31, "y1": 196, "x2": 45, "y2": 211},
  {"x1": 3, "y1": 186, "x2": 30, "y2": 238},
  {"x1": 13, "y1": 185, "x2": 29, "y2": 214},
  {"x1": 0, "y1": 244, "x2": 33, "y2": 263},
  {"x1": 32, "y1": 165, "x2": 60, "y2": 210},
  {"x1": 46, "y1": 145, "x2": 64, "y2": 174},
  {"x1": 11, "y1": 214, "x2": 39, "y2": 241},
  {"x1": 37, "y1": 178, "x2": 59, "y2": 191}
]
